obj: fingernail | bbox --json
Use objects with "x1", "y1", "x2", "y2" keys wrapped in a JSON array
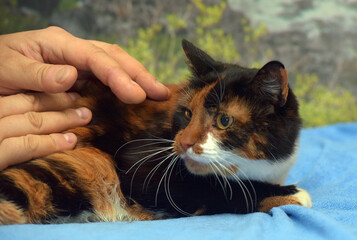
[
  {"x1": 166, "y1": 88, "x2": 172, "y2": 99},
  {"x1": 130, "y1": 79, "x2": 139, "y2": 86},
  {"x1": 56, "y1": 67, "x2": 71, "y2": 84},
  {"x1": 154, "y1": 79, "x2": 165, "y2": 87},
  {"x1": 64, "y1": 133, "x2": 76, "y2": 144},
  {"x1": 75, "y1": 107, "x2": 91, "y2": 119},
  {"x1": 155, "y1": 80, "x2": 171, "y2": 99}
]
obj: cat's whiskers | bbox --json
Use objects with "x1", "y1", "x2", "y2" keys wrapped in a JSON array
[
  {"x1": 215, "y1": 157, "x2": 255, "y2": 213},
  {"x1": 125, "y1": 146, "x2": 175, "y2": 199},
  {"x1": 128, "y1": 141, "x2": 175, "y2": 151},
  {"x1": 208, "y1": 163, "x2": 231, "y2": 200},
  {"x1": 114, "y1": 138, "x2": 174, "y2": 160},
  {"x1": 165, "y1": 156, "x2": 192, "y2": 216},
  {"x1": 125, "y1": 147, "x2": 174, "y2": 174},
  {"x1": 236, "y1": 168, "x2": 257, "y2": 212},
  {"x1": 126, "y1": 146, "x2": 174, "y2": 155},
  {"x1": 117, "y1": 137, "x2": 193, "y2": 216},
  {"x1": 154, "y1": 156, "x2": 192, "y2": 216},
  {"x1": 207, "y1": 155, "x2": 249, "y2": 212},
  {"x1": 143, "y1": 151, "x2": 177, "y2": 192}
]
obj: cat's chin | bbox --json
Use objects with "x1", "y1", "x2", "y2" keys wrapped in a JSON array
[
  {"x1": 183, "y1": 156, "x2": 239, "y2": 177},
  {"x1": 184, "y1": 157, "x2": 212, "y2": 176}
]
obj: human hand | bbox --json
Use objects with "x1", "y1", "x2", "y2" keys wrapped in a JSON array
[
  {"x1": 0, "y1": 92, "x2": 92, "y2": 170},
  {"x1": 0, "y1": 27, "x2": 170, "y2": 170},
  {"x1": 0, "y1": 26, "x2": 170, "y2": 102}
]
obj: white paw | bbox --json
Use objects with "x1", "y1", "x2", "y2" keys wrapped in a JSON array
[{"x1": 293, "y1": 188, "x2": 312, "y2": 208}]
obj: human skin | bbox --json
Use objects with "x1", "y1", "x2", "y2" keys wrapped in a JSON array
[{"x1": 0, "y1": 26, "x2": 170, "y2": 170}]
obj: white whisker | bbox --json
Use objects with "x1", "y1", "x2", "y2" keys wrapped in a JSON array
[
  {"x1": 114, "y1": 138, "x2": 174, "y2": 159},
  {"x1": 126, "y1": 146, "x2": 174, "y2": 155},
  {"x1": 209, "y1": 162, "x2": 231, "y2": 200},
  {"x1": 214, "y1": 156, "x2": 254, "y2": 213},
  {"x1": 237, "y1": 168, "x2": 257, "y2": 212},
  {"x1": 143, "y1": 152, "x2": 177, "y2": 191},
  {"x1": 126, "y1": 147, "x2": 174, "y2": 198},
  {"x1": 126, "y1": 147, "x2": 173, "y2": 174},
  {"x1": 165, "y1": 157, "x2": 192, "y2": 216},
  {"x1": 211, "y1": 161, "x2": 234, "y2": 200}
]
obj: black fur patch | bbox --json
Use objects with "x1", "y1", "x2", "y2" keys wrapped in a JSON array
[{"x1": 0, "y1": 174, "x2": 29, "y2": 210}]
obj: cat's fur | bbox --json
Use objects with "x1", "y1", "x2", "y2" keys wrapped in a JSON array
[{"x1": 0, "y1": 40, "x2": 311, "y2": 224}]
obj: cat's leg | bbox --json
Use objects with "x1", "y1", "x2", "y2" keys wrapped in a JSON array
[
  {"x1": 0, "y1": 199, "x2": 27, "y2": 225},
  {"x1": 253, "y1": 183, "x2": 312, "y2": 212},
  {"x1": 0, "y1": 151, "x2": 97, "y2": 224}
]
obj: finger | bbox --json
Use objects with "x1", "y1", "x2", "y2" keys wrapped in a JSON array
[
  {"x1": 0, "y1": 133, "x2": 77, "y2": 170},
  {"x1": 0, "y1": 92, "x2": 80, "y2": 119},
  {"x1": 0, "y1": 107, "x2": 92, "y2": 143},
  {"x1": 36, "y1": 27, "x2": 147, "y2": 103},
  {"x1": 1, "y1": 50, "x2": 78, "y2": 93},
  {"x1": 90, "y1": 40, "x2": 170, "y2": 101}
]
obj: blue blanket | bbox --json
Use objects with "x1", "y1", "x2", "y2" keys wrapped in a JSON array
[{"x1": 1, "y1": 123, "x2": 357, "y2": 240}]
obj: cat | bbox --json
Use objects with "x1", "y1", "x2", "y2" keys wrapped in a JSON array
[{"x1": 0, "y1": 39, "x2": 311, "y2": 225}]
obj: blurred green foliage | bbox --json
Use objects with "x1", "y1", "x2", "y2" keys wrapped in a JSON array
[
  {"x1": 57, "y1": 0, "x2": 78, "y2": 12},
  {"x1": 0, "y1": 0, "x2": 77, "y2": 34},
  {"x1": 0, "y1": 0, "x2": 46, "y2": 34},
  {"x1": 294, "y1": 74, "x2": 357, "y2": 127}
]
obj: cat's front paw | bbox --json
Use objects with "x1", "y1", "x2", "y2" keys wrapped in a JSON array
[
  {"x1": 293, "y1": 188, "x2": 312, "y2": 208},
  {"x1": 258, "y1": 187, "x2": 312, "y2": 212}
]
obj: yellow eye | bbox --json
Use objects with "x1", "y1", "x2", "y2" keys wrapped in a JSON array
[
  {"x1": 184, "y1": 109, "x2": 192, "y2": 120},
  {"x1": 216, "y1": 114, "x2": 234, "y2": 130}
]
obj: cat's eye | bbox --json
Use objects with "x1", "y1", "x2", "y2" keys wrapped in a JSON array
[
  {"x1": 184, "y1": 109, "x2": 192, "y2": 120},
  {"x1": 216, "y1": 114, "x2": 234, "y2": 130}
]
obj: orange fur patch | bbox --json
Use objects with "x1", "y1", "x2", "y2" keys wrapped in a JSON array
[
  {"x1": 193, "y1": 207, "x2": 206, "y2": 216},
  {"x1": 67, "y1": 125, "x2": 105, "y2": 146},
  {"x1": 241, "y1": 133, "x2": 267, "y2": 160},
  {"x1": 258, "y1": 195, "x2": 301, "y2": 213},
  {"x1": 76, "y1": 96, "x2": 97, "y2": 110},
  {"x1": 220, "y1": 97, "x2": 251, "y2": 124},
  {"x1": 124, "y1": 201, "x2": 156, "y2": 221},
  {"x1": 0, "y1": 200, "x2": 27, "y2": 225},
  {"x1": 280, "y1": 68, "x2": 289, "y2": 106}
]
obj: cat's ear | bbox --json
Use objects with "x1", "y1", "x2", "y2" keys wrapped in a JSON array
[
  {"x1": 182, "y1": 39, "x2": 219, "y2": 78},
  {"x1": 252, "y1": 61, "x2": 289, "y2": 106}
]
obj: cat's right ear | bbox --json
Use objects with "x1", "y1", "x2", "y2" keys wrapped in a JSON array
[
  {"x1": 252, "y1": 61, "x2": 289, "y2": 107},
  {"x1": 182, "y1": 39, "x2": 218, "y2": 78}
]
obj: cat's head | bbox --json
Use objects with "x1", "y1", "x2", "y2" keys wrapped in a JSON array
[{"x1": 172, "y1": 40, "x2": 301, "y2": 184}]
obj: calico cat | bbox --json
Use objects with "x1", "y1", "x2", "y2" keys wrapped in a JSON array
[{"x1": 0, "y1": 40, "x2": 311, "y2": 225}]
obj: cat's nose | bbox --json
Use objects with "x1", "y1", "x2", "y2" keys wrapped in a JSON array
[{"x1": 180, "y1": 142, "x2": 194, "y2": 152}]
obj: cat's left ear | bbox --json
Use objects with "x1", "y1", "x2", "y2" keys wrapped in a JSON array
[
  {"x1": 182, "y1": 39, "x2": 220, "y2": 78},
  {"x1": 252, "y1": 61, "x2": 289, "y2": 106}
]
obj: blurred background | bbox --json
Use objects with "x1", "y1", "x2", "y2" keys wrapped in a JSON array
[{"x1": 1, "y1": 0, "x2": 356, "y2": 127}]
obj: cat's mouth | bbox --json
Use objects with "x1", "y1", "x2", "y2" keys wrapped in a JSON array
[{"x1": 183, "y1": 156, "x2": 239, "y2": 177}]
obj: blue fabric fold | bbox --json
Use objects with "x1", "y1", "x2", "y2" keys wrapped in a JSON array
[{"x1": 1, "y1": 123, "x2": 357, "y2": 240}]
